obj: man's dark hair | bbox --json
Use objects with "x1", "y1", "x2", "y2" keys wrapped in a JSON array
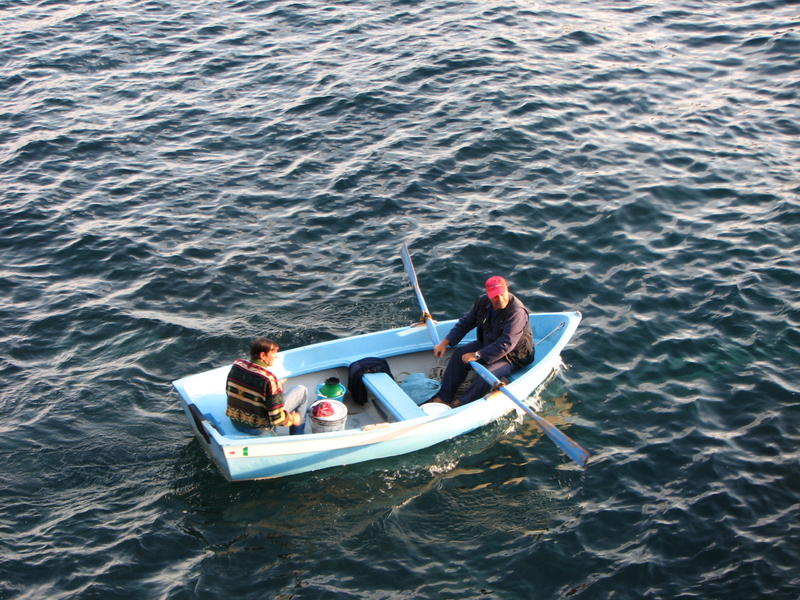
[{"x1": 250, "y1": 337, "x2": 279, "y2": 361}]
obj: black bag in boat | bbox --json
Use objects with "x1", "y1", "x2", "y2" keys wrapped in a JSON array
[{"x1": 347, "y1": 357, "x2": 393, "y2": 405}]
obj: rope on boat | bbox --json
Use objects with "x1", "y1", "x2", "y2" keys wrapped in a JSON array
[{"x1": 536, "y1": 321, "x2": 566, "y2": 346}]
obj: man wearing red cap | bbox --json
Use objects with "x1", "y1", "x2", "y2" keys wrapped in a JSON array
[{"x1": 428, "y1": 276, "x2": 533, "y2": 407}]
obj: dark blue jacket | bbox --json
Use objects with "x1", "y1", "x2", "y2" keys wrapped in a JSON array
[{"x1": 445, "y1": 293, "x2": 533, "y2": 367}]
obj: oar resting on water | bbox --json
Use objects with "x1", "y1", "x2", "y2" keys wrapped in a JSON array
[{"x1": 469, "y1": 361, "x2": 590, "y2": 467}]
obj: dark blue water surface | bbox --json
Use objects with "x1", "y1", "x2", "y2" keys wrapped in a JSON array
[{"x1": 1, "y1": 0, "x2": 799, "y2": 598}]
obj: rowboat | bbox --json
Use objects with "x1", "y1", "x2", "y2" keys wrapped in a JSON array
[
  {"x1": 174, "y1": 244, "x2": 589, "y2": 481},
  {"x1": 172, "y1": 310, "x2": 584, "y2": 481}
]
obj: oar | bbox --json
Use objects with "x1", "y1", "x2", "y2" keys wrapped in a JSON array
[
  {"x1": 469, "y1": 361, "x2": 590, "y2": 467},
  {"x1": 400, "y1": 242, "x2": 441, "y2": 345}
]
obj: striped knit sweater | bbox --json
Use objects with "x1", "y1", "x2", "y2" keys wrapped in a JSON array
[{"x1": 225, "y1": 358, "x2": 292, "y2": 428}]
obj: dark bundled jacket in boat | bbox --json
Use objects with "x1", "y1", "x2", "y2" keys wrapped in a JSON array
[
  {"x1": 446, "y1": 293, "x2": 533, "y2": 368},
  {"x1": 347, "y1": 356, "x2": 393, "y2": 405},
  {"x1": 225, "y1": 359, "x2": 292, "y2": 428}
]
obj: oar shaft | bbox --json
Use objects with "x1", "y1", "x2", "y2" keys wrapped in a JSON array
[
  {"x1": 423, "y1": 318, "x2": 440, "y2": 346},
  {"x1": 401, "y1": 242, "x2": 441, "y2": 345}
]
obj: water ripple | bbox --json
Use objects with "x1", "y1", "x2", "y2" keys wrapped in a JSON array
[{"x1": 1, "y1": 0, "x2": 799, "y2": 598}]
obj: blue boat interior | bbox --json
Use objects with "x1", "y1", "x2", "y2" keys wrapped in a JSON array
[
  {"x1": 177, "y1": 313, "x2": 576, "y2": 442},
  {"x1": 362, "y1": 372, "x2": 426, "y2": 421},
  {"x1": 194, "y1": 367, "x2": 431, "y2": 440}
]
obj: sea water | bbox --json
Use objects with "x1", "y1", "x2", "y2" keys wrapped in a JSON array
[{"x1": 0, "y1": 1, "x2": 798, "y2": 598}]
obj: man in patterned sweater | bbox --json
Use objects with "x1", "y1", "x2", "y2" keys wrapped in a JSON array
[{"x1": 225, "y1": 337, "x2": 308, "y2": 435}]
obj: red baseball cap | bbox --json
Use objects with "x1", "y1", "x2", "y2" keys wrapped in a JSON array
[{"x1": 485, "y1": 276, "x2": 508, "y2": 299}]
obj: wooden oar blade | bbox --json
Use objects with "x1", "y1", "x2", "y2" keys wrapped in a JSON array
[{"x1": 470, "y1": 361, "x2": 590, "y2": 467}]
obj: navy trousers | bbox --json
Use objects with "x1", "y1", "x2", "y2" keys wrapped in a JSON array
[{"x1": 437, "y1": 341, "x2": 515, "y2": 405}]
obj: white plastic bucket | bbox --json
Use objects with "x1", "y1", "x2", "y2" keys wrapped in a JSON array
[
  {"x1": 309, "y1": 399, "x2": 348, "y2": 433},
  {"x1": 421, "y1": 402, "x2": 452, "y2": 417}
]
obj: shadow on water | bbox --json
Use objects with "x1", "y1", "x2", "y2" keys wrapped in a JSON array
[
  {"x1": 161, "y1": 410, "x2": 588, "y2": 599},
  {"x1": 168, "y1": 405, "x2": 586, "y2": 552}
]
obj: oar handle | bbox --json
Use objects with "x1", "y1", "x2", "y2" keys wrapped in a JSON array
[{"x1": 469, "y1": 361, "x2": 590, "y2": 467}]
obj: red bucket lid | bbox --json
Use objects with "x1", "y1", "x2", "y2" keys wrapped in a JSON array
[{"x1": 311, "y1": 401, "x2": 335, "y2": 418}]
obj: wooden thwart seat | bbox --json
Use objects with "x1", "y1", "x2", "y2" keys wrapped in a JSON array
[{"x1": 362, "y1": 372, "x2": 426, "y2": 421}]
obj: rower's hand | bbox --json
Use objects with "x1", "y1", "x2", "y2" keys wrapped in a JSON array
[
  {"x1": 290, "y1": 411, "x2": 302, "y2": 426},
  {"x1": 433, "y1": 339, "x2": 449, "y2": 358},
  {"x1": 462, "y1": 352, "x2": 479, "y2": 364}
]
